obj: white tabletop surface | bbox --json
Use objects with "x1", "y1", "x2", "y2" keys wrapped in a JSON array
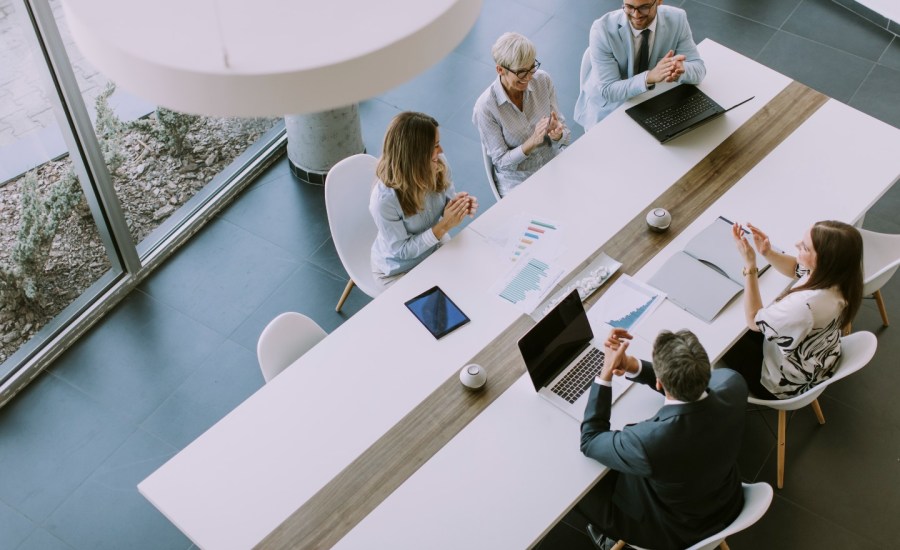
[
  {"x1": 335, "y1": 46, "x2": 900, "y2": 549},
  {"x1": 138, "y1": 40, "x2": 900, "y2": 550}
]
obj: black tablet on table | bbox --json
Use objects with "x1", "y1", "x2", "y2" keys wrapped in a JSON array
[{"x1": 404, "y1": 286, "x2": 470, "y2": 339}]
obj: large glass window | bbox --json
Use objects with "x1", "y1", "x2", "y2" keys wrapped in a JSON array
[
  {"x1": 49, "y1": 0, "x2": 278, "y2": 255},
  {"x1": 0, "y1": 0, "x2": 116, "y2": 368},
  {"x1": 0, "y1": 0, "x2": 284, "y2": 401}
]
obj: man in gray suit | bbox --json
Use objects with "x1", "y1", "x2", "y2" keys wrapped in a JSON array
[
  {"x1": 579, "y1": 328, "x2": 747, "y2": 549},
  {"x1": 574, "y1": 1, "x2": 706, "y2": 130}
]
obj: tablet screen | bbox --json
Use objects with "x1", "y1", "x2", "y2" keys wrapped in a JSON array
[{"x1": 404, "y1": 286, "x2": 470, "y2": 339}]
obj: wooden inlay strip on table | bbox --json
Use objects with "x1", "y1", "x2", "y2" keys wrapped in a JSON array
[{"x1": 258, "y1": 81, "x2": 827, "y2": 549}]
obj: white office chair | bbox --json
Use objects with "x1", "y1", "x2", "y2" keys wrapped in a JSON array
[
  {"x1": 747, "y1": 331, "x2": 877, "y2": 488},
  {"x1": 858, "y1": 228, "x2": 900, "y2": 327},
  {"x1": 610, "y1": 482, "x2": 774, "y2": 550},
  {"x1": 324, "y1": 153, "x2": 384, "y2": 312},
  {"x1": 257, "y1": 312, "x2": 327, "y2": 383},
  {"x1": 481, "y1": 144, "x2": 502, "y2": 201}
]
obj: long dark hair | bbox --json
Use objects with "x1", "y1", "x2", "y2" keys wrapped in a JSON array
[
  {"x1": 376, "y1": 112, "x2": 449, "y2": 216},
  {"x1": 785, "y1": 220, "x2": 863, "y2": 326}
]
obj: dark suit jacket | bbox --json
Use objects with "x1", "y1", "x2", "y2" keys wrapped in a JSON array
[{"x1": 581, "y1": 364, "x2": 747, "y2": 549}]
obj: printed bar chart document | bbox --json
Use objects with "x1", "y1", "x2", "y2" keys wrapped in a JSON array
[
  {"x1": 494, "y1": 256, "x2": 564, "y2": 314},
  {"x1": 589, "y1": 275, "x2": 665, "y2": 331},
  {"x1": 504, "y1": 216, "x2": 563, "y2": 263}
]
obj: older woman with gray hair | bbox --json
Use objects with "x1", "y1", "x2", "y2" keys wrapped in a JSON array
[{"x1": 473, "y1": 32, "x2": 570, "y2": 198}]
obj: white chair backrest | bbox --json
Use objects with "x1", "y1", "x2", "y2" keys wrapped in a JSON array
[
  {"x1": 257, "y1": 312, "x2": 327, "y2": 383},
  {"x1": 324, "y1": 154, "x2": 383, "y2": 299},
  {"x1": 481, "y1": 145, "x2": 501, "y2": 201},
  {"x1": 747, "y1": 331, "x2": 877, "y2": 410},
  {"x1": 686, "y1": 482, "x2": 774, "y2": 550},
  {"x1": 859, "y1": 228, "x2": 900, "y2": 296}
]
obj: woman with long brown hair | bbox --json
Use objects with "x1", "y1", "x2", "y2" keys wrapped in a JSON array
[
  {"x1": 369, "y1": 112, "x2": 477, "y2": 284},
  {"x1": 724, "y1": 220, "x2": 863, "y2": 399}
]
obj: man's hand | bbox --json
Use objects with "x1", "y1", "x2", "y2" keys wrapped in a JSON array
[
  {"x1": 600, "y1": 328, "x2": 633, "y2": 382},
  {"x1": 647, "y1": 50, "x2": 686, "y2": 85}
]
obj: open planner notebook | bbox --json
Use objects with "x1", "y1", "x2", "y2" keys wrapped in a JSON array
[{"x1": 648, "y1": 217, "x2": 770, "y2": 322}]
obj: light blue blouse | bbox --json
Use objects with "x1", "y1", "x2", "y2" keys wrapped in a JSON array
[{"x1": 369, "y1": 163, "x2": 456, "y2": 277}]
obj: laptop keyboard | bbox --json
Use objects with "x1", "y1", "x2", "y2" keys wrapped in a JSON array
[
  {"x1": 644, "y1": 93, "x2": 717, "y2": 132},
  {"x1": 550, "y1": 347, "x2": 605, "y2": 404}
]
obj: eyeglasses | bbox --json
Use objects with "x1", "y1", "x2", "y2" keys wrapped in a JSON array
[
  {"x1": 622, "y1": 0, "x2": 658, "y2": 15},
  {"x1": 502, "y1": 59, "x2": 541, "y2": 79}
]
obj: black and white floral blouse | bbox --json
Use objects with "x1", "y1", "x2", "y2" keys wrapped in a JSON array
[{"x1": 756, "y1": 276, "x2": 846, "y2": 399}]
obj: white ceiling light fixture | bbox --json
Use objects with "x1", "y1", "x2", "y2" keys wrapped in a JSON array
[{"x1": 61, "y1": 0, "x2": 482, "y2": 117}]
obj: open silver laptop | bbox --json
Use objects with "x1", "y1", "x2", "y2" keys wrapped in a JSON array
[{"x1": 518, "y1": 290, "x2": 631, "y2": 421}]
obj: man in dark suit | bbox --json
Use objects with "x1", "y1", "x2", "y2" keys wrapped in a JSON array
[{"x1": 579, "y1": 328, "x2": 747, "y2": 549}]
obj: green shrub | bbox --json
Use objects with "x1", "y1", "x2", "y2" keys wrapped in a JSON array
[
  {"x1": 0, "y1": 169, "x2": 81, "y2": 307},
  {"x1": 127, "y1": 106, "x2": 198, "y2": 156},
  {"x1": 155, "y1": 108, "x2": 198, "y2": 155},
  {"x1": 94, "y1": 82, "x2": 125, "y2": 175}
]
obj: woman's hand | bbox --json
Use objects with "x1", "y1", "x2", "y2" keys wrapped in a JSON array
[
  {"x1": 433, "y1": 193, "x2": 473, "y2": 240},
  {"x1": 746, "y1": 222, "x2": 771, "y2": 257},
  {"x1": 732, "y1": 222, "x2": 757, "y2": 267},
  {"x1": 523, "y1": 117, "x2": 551, "y2": 154},
  {"x1": 464, "y1": 193, "x2": 479, "y2": 217},
  {"x1": 548, "y1": 112, "x2": 565, "y2": 142}
]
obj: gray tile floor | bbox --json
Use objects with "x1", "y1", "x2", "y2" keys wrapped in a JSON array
[{"x1": 1, "y1": 1, "x2": 898, "y2": 548}]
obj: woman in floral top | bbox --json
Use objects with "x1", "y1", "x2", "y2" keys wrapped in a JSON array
[{"x1": 723, "y1": 220, "x2": 863, "y2": 399}]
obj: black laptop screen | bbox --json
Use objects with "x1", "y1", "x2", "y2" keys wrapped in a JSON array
[{"x1": 518, "y1": 290, "x2": 594, "y2": 392}]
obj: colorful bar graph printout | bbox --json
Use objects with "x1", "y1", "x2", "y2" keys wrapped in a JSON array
[{"x1": 508, "y1": 216, "x2": 561, "y2": 263}]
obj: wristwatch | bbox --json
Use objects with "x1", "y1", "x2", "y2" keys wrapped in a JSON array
[{"x1": 742, "y1": 266, "x2": 758, "y2": 277}]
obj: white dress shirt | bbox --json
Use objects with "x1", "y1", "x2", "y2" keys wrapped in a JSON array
[{"x1": 472, "y1": 70, "x2": 570, "y2": 197}]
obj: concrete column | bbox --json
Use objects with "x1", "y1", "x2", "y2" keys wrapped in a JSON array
[{"x1": 285, "y1": 105, "x2": 365, "y2": 185}]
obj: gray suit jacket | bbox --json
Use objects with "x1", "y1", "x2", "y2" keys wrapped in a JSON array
[
  {"x1": 574, "y1": 6, "x2": 705, "y2": 129},
  {"x1": 580, "y1": 364, "x2": 746, "y2": 549}
]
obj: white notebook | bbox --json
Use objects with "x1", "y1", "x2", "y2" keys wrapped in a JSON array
[{"x1": 648, "y1": 217, "x2": 769, "y2": 322}]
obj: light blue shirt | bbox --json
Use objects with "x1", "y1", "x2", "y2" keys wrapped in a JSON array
[
  {"x1": 369, "y1": 161, "x2": 456, "y2": 277},
  {"x1": 574, "y1": 6, "x2": 705, "y2": 129}
]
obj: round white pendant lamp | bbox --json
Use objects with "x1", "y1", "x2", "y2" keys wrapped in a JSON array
[{"x1": 61, "y1": 0, "x2": 482, "y2": 117}]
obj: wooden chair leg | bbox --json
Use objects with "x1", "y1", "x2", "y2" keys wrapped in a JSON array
[
  {"x1": 874, "y1": 290, "x2": 889, "y2": 326},
  {"x1": 811, "y1": 399, "x2": 826, "y2": 425},
  {"x1": 335, "y1": 279, "x2": 355, "y2": 312},
  {"x1": 720, "y1": 541, "x2": 731, "y2": 550},
  {"x1": 777, "y1": 409, "x2": 786, "y2": 489},
  {"x1": 611, "y1": 542, "x2": 626, "y2": 550}
]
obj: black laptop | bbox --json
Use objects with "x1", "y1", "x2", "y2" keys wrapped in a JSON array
[
  {"x1": 517, "y1": 290, "x2": 632, "y2": 421},
  {"x1": 626, "y1": 84, "x2": 750, "y2": 143}
]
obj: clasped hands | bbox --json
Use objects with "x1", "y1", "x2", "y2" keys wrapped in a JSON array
[
  {"x1": 443, "y1": 192, "x2": 478, "y2": 224},
  {"x1": 433, "y1": 192, "x2": 478, "y2": 240},
  {"x1": 599, "y1": 328, "x2": 640, "y2": 383},
  {"x1": 647, "y1": 50, "x2": 686, "y2": 85}
]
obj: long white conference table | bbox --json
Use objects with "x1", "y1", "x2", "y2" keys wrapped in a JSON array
[{"x1": 138, "y1": 41, "x2": 900, "y2": 549}]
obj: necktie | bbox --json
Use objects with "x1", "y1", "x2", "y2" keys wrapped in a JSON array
[{"x1": 636, "y1": 29, "x2": 650, "y2": 74}]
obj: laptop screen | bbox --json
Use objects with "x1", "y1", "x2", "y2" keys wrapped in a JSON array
[{"x1": 518, "y1": 290, "x2": 594, "y2": 391}]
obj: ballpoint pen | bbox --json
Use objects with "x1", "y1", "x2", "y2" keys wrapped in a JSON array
[{"x1": 719, "y1": 216, "x2": 750, "y2": 236}]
